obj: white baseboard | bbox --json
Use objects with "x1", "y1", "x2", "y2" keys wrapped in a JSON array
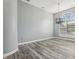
[
  {"x1": 3, "y1": 48, "x2": 18, "y2": 58},
  {"x1": 18, "y1": 37, "x2": 53, "y2": 45},
  {"x1": 18, "y1": 36, "x2": 74, "y2": 46}
]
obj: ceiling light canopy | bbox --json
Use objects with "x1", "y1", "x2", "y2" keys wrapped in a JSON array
[{"x1": 26, "y1": 0, "x2": 30, "y2": 2}]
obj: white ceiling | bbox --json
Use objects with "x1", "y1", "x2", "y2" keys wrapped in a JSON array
[{"x1": 21, "y1": 0, "x2": 75, "y2": 13}]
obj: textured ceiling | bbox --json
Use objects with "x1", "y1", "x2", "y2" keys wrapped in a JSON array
[{"x1": 21, "y1": 0, "x2": 75, "y2": 13}]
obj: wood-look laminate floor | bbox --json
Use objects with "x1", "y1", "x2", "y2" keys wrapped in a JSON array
[{"x1": 18, "y1": 38, "x2": 75, "y2": 59}]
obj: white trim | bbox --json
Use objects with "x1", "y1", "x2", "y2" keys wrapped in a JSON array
[
  {"x1": 18, "y1": 37, "x2": 74, "y2": 45},
  {"x1": 3, "y1": 48, "x2": 18, "y2": 58},
  {"x1": 18, "y1": 37, "x2": 53, "y2": 45}
]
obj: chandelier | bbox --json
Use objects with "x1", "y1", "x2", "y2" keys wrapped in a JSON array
[{"x1": 56, "y1": 0, "x2": 63, "y2": 24}]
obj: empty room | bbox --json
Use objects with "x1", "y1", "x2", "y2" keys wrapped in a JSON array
[{"x1": 3, "y1": 0, "x2": 75, "y2": 59}]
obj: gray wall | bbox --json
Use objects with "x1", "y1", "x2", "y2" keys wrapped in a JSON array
[
  {"x1": 3, "y1": 0, "x2": 18, "y2": 54},
  {"x1": 18, "y1": 0, "x2": 53, "y2": 43}
]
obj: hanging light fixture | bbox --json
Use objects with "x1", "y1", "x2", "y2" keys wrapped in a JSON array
[{"x1": 56, "y1": 0, "x2": 63, "y2": 24}]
